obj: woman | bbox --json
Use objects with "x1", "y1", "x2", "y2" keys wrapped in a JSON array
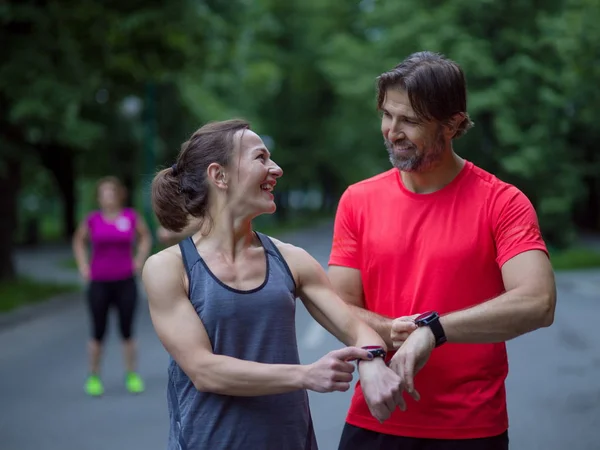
[
  {"x1": 72, "y1": 176, "x2": 152, "y2": 397},
  {"x1": 142, "y1": 119, "x2": 404, "y2": 450}
]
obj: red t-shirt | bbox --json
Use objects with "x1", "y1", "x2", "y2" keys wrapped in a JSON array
[{"x1": 329, "y1": 161, "x2": 548, "y2": 439}]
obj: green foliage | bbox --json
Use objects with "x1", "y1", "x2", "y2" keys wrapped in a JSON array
[
  {"x1": 550, "y1": 247, "x2": 600, "y2": 271},
  {"x1": 0, "y1": 277, "x2": 79, "y2": 313},
  {"x1": 3, "y1": 0, "x2": 600, "y2": 255}
]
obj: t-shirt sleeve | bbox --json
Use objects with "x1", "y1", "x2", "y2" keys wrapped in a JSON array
[
  {"x1": 492, "y1": 186, "x2": 549, "y2": 268},
  {"x1": 328, "y1": 187, "x2": 361, "y2": 269}
]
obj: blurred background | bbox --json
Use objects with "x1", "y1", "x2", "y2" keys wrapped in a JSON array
[{"x1": 1, "y1": 1, "x2": 600, "y2": 449}]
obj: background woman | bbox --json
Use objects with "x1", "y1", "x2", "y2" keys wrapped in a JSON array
[{"x1": 72, "y1": 176, "x2": 152, "y2": 397}]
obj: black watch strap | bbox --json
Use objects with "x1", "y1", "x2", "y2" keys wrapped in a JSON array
[
  {"x1": 415, "y1": 311, "x2": 447, "y2": 348},
  {"x1": 357, "y1": 345, "x2": 386, "y2": 365},
  {"x1": 428, "y1": 318, "x2": 447, "y2": 348}
]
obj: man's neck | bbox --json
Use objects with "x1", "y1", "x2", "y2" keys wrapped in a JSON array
[{"x1": 400, "y1": 151, "x2": 465, "y2": 194}]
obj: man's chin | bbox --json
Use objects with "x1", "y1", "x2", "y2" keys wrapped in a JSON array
[{"x1": 390, "y1": 157, "x2": 420, "y2": 173}]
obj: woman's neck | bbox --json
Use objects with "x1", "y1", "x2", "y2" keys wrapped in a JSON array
[{"x1": 195, "y1": 211, "x2": 256, "y2": 262}]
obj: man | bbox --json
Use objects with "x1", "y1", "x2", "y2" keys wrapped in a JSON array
[{"x1": 328, "y1": 51, "x2": 557, "y2": 450}]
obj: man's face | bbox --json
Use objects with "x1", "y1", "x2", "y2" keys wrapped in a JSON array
[{"x1": 380, "y1": 88, "x2": 446, "y2": 173}]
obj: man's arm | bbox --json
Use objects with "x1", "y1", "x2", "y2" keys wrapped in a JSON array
[
  {"x1": 439, "y1": 249, "x2": 556, "y2": 343},
  {"x1": 327, "y1": 265, "x2": 395, "y2": 349},
  {"x1": 393, "y1": 249, "x2": 557, "y2": 396}
]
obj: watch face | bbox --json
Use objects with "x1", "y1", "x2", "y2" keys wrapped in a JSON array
[{"x1": 415, "y1": 311, "x2": 438, "y2": 325}]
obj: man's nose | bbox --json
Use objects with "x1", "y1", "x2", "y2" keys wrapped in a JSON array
[{"x1": 388, "y1": 124, "x2": 405, "y2": 142}]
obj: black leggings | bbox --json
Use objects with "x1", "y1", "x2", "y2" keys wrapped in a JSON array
[
  {"x1": 338, "y1": 423, "x2": 509, "y2": 450},
  {"x1": 87, "y1": 277, "x2": 138, "y2": 342}
]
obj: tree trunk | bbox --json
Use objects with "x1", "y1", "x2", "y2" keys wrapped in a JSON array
[
  {"x1": 0, "y1": 158, "x2": 21, "y2": 281},
  {"x1": 38, "y1": 144, "x2": 76, "y2": 241}
]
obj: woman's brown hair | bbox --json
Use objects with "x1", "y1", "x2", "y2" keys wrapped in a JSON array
[{"x1": 151, "y1": 119, "x2": 250, "y2": 232}]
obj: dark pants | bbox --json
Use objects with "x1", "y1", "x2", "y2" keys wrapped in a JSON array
[
  {"x1": 338, "y1": 423, "x2": 509, "y2": 450},
  {"x1": 87, "y1": 276, "x2": 138, "y2": 342}
]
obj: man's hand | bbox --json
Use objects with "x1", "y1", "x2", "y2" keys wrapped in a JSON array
[
  {"x1": 388, "y1": 326, "x2": 435, "y2": 401},
  {"x1": 358, "y1": 358, "x2": 405, "y2": 422},
  {"x1": 391, "y1": 314, "x2": 419, "y2": 349}
]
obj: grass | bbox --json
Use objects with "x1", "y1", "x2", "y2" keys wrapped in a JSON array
[
  {"x1": 550, "y1": 246, "x2": 600, "y2": 271},
  {"x1": 0, "y1": 277, "x2": 80, "y2": 314}
]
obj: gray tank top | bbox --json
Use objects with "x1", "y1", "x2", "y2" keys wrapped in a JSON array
[{"x1": 166, "y1": 232, "x2": 318, "y2": 450}]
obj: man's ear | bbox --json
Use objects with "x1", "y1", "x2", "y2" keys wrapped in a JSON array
[
  {"x1": 207, "y1": 163, "x2": 228, "y2": 190},
  {"x1": 444, "y1": 112, "x2": 465, "y2": 138}
]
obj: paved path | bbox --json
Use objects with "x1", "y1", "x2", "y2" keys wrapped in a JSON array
[{"x1": 1, "y1": 223, "x2": 599, "y2": 449}]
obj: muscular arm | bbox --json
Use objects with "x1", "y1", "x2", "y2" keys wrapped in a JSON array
[
  {"x1": 327, "y1": 265, "x2": 394, "y2": 349},
  {"x1": 439, "y1": 249, "x2": 556, "y2": 344},
  {"x1": 143, "y1": 251, "x2": 307, "y2": 396}
]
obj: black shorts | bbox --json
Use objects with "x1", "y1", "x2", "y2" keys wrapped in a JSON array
[
  {"x1": 338, "y1": 423, "x2": 509, "y2": 450},
  {"x1": 87, "y1": 276, "x2": 138, "y2": 342}
]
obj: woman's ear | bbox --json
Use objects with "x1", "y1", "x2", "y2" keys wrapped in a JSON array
[{"x1": 206, "y1": 163, "x2": 228, "y2": 190}]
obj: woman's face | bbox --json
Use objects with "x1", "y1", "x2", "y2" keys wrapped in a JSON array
[
  {"x1": 225, "y1": 130, "x2": 283, "y2": 217},
  {"x1": 97, "y1": 182, "x2": 122, "y2": 210}
]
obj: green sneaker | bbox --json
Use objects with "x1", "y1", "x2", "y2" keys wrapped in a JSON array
[
  {"x1": 85, "y1": 374, "x2": 104, "y2": 397},
  {"x1": 125, "y1": 372, "x2": 145, "y2": 394}
]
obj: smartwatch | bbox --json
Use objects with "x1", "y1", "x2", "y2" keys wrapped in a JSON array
[
  {"x1": 414, "y1": 311, "x2": 447, "y2": 348},
  {"x1": 361, "y1": 345, "x2": 386, "y2": 359}
]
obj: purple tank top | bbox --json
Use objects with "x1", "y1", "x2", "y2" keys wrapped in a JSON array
[{"x1": 87, "y1": 208, "x2": 137, "y2": 281}]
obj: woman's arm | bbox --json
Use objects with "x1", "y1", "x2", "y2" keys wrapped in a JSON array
[
  {"x1": 277, "y1": 241, "x2": 387, "y2": 350},
  {"x1": 72, "y1": 220, "x2": 90, "y2": 280},
  {"x1": 276, "y1": 239, "x2": 407, "y2": 422},
  {"x1": 134, "y1": 214, "x2": 153, "y2": 272},
  {"x1": 142, "y1": 249, "x2": 372, "y2": 396}
]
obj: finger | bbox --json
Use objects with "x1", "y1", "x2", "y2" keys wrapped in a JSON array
[
  {"x1": 331, "y1": 346, "x2": 373, "y2": 362},
  {"x1": 330, "y1": 359, "x2": 355, "y2": 373},
  {"x1": 384, "y1": 394, "x2": 396, "y2": 415},
  {"x1": 402, "y1": 354, "x2": 416, "y2": 396},
  {"x1": 375, "y1": 407, "x2": 391, "y2": 424},
  {"x1": 333, "y1": 372, "x2": 353, "y2": 383},
  {"x1": 332, "y1": 382, "x2": 351, "y2": 392},
  {"x1": 367, "y1": 406, "x2": 384, "y2": 424},
  {"x1": 396, "y1": 391, "x2": 407, "y2": 412},
  {"x1": 409, "y1": 387, "x2": 421, "y2": 402},
  {"x1": 392, "y1": 386, "x2": 404, "y2": 408},
  {"x1": 391, "y1": 320, "x2": 418, "y2": 333},
  {"x1": 392, "y1": 340, "x2": 404, "y2": 350}
]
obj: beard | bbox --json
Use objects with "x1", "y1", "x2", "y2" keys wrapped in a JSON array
[{"x1": 385, "y1": 128, "x2": 446, "y2": 173}]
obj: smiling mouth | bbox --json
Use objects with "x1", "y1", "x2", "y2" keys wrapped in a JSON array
[{"x1": 260, "y1": 183, "x2": 274, "y2": 192}]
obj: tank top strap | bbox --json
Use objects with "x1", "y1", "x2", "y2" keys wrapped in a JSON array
[
  {"x1": 255, "y1": 231, "x2": 297, "y2": 294},
  {"x1": 178, "y1": 236, "x2": 201, "y2": 279}
]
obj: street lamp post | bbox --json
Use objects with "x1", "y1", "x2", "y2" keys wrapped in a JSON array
[{"x1": 142, "y1": 82, "x2": 157, "y2": 241}]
